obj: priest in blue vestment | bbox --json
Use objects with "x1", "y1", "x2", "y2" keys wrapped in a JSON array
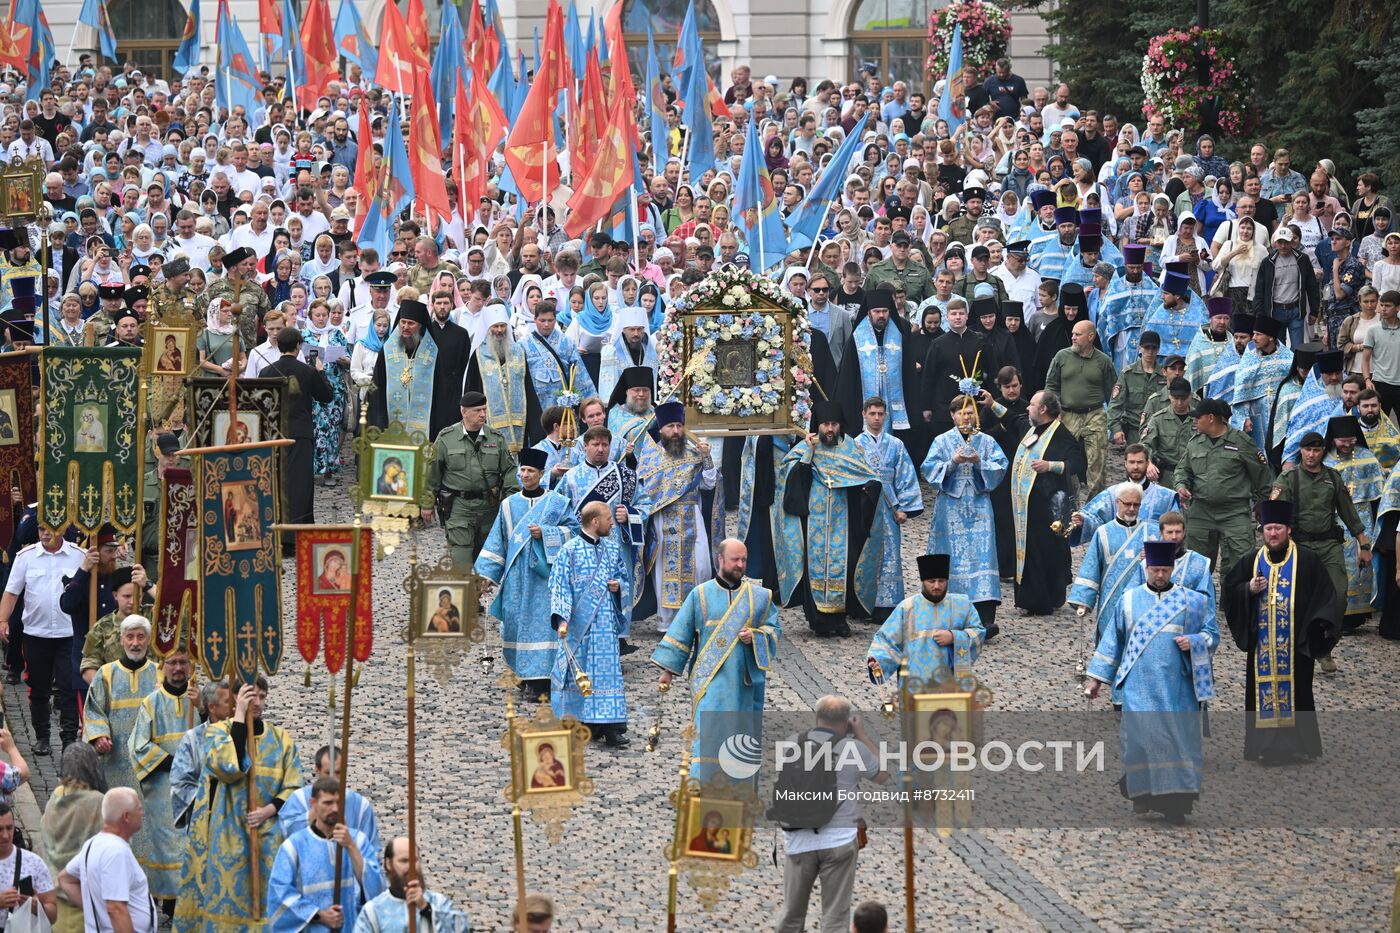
[
  {"x1": 127, "y1": 645, "x2": 197, "y2": 902},
  {"x1": 1028, "y1": 206, "x2": 1079, "y2": 283},
  {"x1": 1223, "y1": 500, "x2": 1341, "y2": 764},
  {"x1": 1140, "y1": 270, "x2": 1208, "y2": 360},
  {"x1": 834, "y1": 290, "x2": 920, "y2": 445},
  {"x1": 1184, "y1": 300, "x2": 1235, "y2": 393},
  {"x1": 171, "y1": 681, "x2": 232, "y2": 933},
  {"x1": 1158, "y1": 511, "x2": 1217, "y2": 617},
  {"x1": 557, "y1": 424, "x2": 654, "y2": 650},
  {"x1": 634, "y1": 403, "x2": 720, "y2": 631},
  {"x1": 1230, "y1": 315, "x2": 1294, "y2": 448},
  {"x1": 598, "y1": 308, "x2": 659, "y2": 403},
  {"x1": 550, "y1": 502, "x2": 633, "y2": 746},
  {"x1": 1202, "y1": 312, "x2": 1255, "y2": 402},
  {"x1": 922, "y1": 395, "x2": 1007, "y2": 635},
  {"x1": 278, "y1": 746, "x2": 382, "y2": 864},
  {"x1": 737, "y1": 434, "x2": 793, "y2": 593},
  {"x1": 1069, "y1": 484, "x2": 1160, "y2": 641},
  {"x1": 1323, "y1": 416, "x2": 1384, "y2": 625},
  {"x1": 652, "y1": 539, "x2": 780, "y2": 781},
  {"x1": 355, "y1": 837, "x2": 473, "y2": 933},
  {"x1": 476, "y1": 447, "x2": 577, "y2": 698},
  {"x1": 1280, "y1": 349, "x2": 1346, "y2": 466},
  {"x1": 1071, "y1": 445, "x2": 1177, "y2": 542},
  {"x1": 1087, "y1": 541, "x2": 1218, "y2": 824},
  {"x1": 606, "y1": 366, "x2": 659, "y2": 455},
  {"x1": 267, "y1": 777, "x2": 386, "y2": 932},
  {"x1": 368, "y1": 300, "x2": 458, "y2": 440},
  {"x1": 1100, "y1": 244, "x2": 1158, "y2": 368},
  {"x1": 774, "y1": 400, "x2": 886, "y2": 638},
  {"x1": 866, "y1": 553, "x2": 985, "y2": 687},
  {"x1": 464, "y1": 305, "x2": 542, "y2": 452},
  {"x1": 521, "y1": 301, "x2": 597, "y2": 412},
  {"x1": 855, "y1": 397, "x2": 925, "y2": 624}
]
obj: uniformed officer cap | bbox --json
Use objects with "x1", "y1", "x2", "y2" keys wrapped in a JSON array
[
  {"x1": 124, "y1": 285, "x2": 149, "y2": 306},
  {"x1": 128, "y1": 264, "x2": 151, "y2": 280},
  {"x1": 222, "y1": 246, "x2": 255, "y2": 267},
  {"x1": 112, "y1": 309, "x2": 140, "y2": 327},
  {"x1": 1005, "y1": 240, "x2": 1031, "y2": 255},
  {"x1": 460, "y1": 390, "x2": 487, "y2": 409},
  {"x1": 890, "y1": 231, "x2": 911, "y2": 246},
  {"x1": 1190, "y1": 397, "x2": 1229, "y2": 419},
  {"x1": 1162, "y1": 354, "x2": 1185, "y2": 369},
  {"x1": 98, "y1": 283, "x2": 125, "y2": 301},
  {"x1": 366, "y1": 270, "x2": 396, "y2": 288},
  {"x1": 156, "y1": 432, "x2": 181, "y2": 456},
  {"x1": 1168, "y1": 377, "x2": 1192, "y2": 397}
]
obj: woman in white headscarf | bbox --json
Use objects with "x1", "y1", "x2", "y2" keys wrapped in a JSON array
[
  {"x1": 197, "y1": 298, "x2": 239, "y2": 375},
  {"x1": 300, "y1": 233, "x2": 338, "y2": 283},
  {"x1": 509, "y1": 273, "x2": 545, "y2": 335}
]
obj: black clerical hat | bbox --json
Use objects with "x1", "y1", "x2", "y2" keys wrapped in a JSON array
[
  {"x1": 397, "y1": 300, "x2": 430, "y2": 328},
  {"x1": 1143, "y1": 541, "x2": 1176, "y2": 567},
  {"x1": 1257, "y1": 499, "x2": 1293, "y2": 527},
  {"x1": 810, "y1": 400, "x2": 843, "y2": 432},
  {"x1": 518, "y1": 448, "x2": 549, "y2": 471},
  {"x1": 917, "y1": 553, "x2": 951, "y2": 580}
]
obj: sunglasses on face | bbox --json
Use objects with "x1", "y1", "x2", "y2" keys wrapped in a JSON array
[{"x1": 810, "y1": 286, "x2": 829, "y2": 293}]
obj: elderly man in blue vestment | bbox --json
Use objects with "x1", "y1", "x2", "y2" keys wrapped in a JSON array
[
  {"x1": 1101, "y1": 243, "x2": 1159, "y2": 368},
  {"x1": 652, "y1": 539, "x2": 780, "y2": 781},
  {"x1": 127, "y1": 644, "x2": 196, "y2": 907},
  {"x1": 634, "y1": 402, "x2": 720, "y2": 632},
  {"x1": 1086, "y1": 541, "x2": 1218, "y2": 825},
  {"x1": 1069, "y1": 483, "x2": 1160, "y2": 642},
  {"x1": 550, "y1": 502, "x2": 632, "y2": 747},
  {"x1": 83, "y1": 614, "x2": 158, "y2": 794},
  {"x1": 464, "y1": 304, "x2": 541, "y2": 453},
  {"x1": 171, "y1": 680, "x2": 233, "y2": 933},
  {"x1": 866, "y1": 553, "x2": 985, "y2": 687},
  {"x1": 1140, "y1": 269, "x2": 1208, "y2": 360},
  {"x1": 1230, "y1": 315, "x2": 1294, "y2": 448},
  {"x1": 368, "y1": 299, "x2": 458, "y2": 440},
  {"x1": 922, "y1": 394, "x2": 1007, "y2": 637},
  {"x1": 606, "y1": 366, "x2": 658, "y2": 454},
  {"x1": 1222, "y1": 500, "x2": 1341, "y2": 764},
  {"x1": 1184, "y1": 299, "x2": 1235, "y2": 393},
  {"x1": 1322, "y1": 416, "x2": 1384, "y2": 626},
  {"x1": 278, "y1": 746, "x2": 381, "y2": 862},
  {"x1": 557, "y1": 425, "x2": 653, "y2": 653},
  {"x1": 1280, "y1": 349, "x2": 1347, "y2": 466},
  {"x1": 354, "y1": 836, "x2": 472, "y2": 933},
  {"x1": 774, "y1": 400, "x2": 887, "y2": 638},
  {"x1": 267, "y1": 777, "x2": 386, "y2": 933},
  {"x1": 475, "y1": 447, "x2": 577, "y2": 699},
  {"x1": 1202, "y1": 312, "x2": 1256, "y2": 403},
  {"x1": 854, "y1": 397, "x2": 924, "y2": 625},
  {"x1": 599, "y1": 308, "x2": 659, "y2": 403},
  {"x1": 1071, "y1": 445, "x2": 1177, "y2": 543},
  {"x1": 522, "y1": 301, "x2": 597, "y2": 412}
]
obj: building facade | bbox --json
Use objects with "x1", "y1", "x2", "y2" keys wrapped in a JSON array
[{"x1": 50, "y1": 0, "x2": 1054, "y2": 97}]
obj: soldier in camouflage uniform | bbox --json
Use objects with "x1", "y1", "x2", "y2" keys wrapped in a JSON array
[
  {"x1": 84, "y1": 283, "x2": 126, "y2": 346},
  {"x1": 865, "y1": 231, "x2": 934, "y2": 304},
  {"x1": 147, "y1": 256, "x2": 204, "y2": 333},
  {"x1": 199, "y1": 246, "x2": 270, "y2": 351},
  {"x1": 427, "y1": 391, "x2": 521, "y2": 568}
]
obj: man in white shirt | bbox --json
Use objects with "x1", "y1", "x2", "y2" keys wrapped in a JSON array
[
  {"x1": 1040, "y1": 83, "x2": 1078, "y2": 127},
  {"x1": 347, "y1": 270, "x2": 399, "y2": 345},
  {"x1": 337, "y1": 247, "x2": 395, "y2": 312},
  {"x1": 292, "y1": 187, "x2": 331, "y2": 242},
  {"x1": 171, "y1": 210, "x2": 217, "y2": 272},
  {"x1": 0, "y1": 803, "x2": 57, "y2": 928},
  {"x1": 59, "y1": 787, "x2": 157, "y2": 933},
  {"x1": 0, "y1": 525, "x2": 85, "y2": 752},
  {"x1": 776, "y1": 695, "x2": 888, "y2": 933},
  {"x1": 224, "y1": 143, "x2": 262, "y2": 197},
  {"x1": 227, "y1": 200, "x2": 275, "y2": 259},
  {"x1": 244, "y1": 309, "x2": 304, "y2": 376},
  {"x1": 8, "y1": 120, "x2": 55, "y2": 165},
  {"x1": 992, "y1": 239, "x2": 1043, "y2": 317}
]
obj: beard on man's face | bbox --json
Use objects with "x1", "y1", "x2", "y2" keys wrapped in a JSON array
[
  {"x1": 662, "y1": 433, "x2": 686, "y2": 456},
  {"x1": 401, "y1": 331, "x2": 421, "y2": 354},
  {"x1": 819, "y1": 428, "x2": 840, "y2": 446},
  {"x1": 625, "y1": 396, "x2": 650, "y2": 415},
  {"x1": 488, "y1": 333, "x2": 511, "y2": 362}
]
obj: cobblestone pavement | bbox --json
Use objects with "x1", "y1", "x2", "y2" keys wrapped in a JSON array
[{"x1": 8, "y1": 453, "x2": 1399, "y2": 932}]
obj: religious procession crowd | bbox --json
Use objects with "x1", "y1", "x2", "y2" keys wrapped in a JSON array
[{"x1": 0, "y1": 22, "x2": 1388, "y2": 932}]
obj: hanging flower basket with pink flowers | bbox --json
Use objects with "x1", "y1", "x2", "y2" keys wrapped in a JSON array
[
  {"x1": 1140, "y1": 26, "x2": 1255, "y2": 137},
  {"x1": 927, "y1": 0, "x2": 1013, "y2": 82}
]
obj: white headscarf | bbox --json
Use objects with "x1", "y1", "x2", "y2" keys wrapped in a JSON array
[{"x1": 206, "y1": 297, "x2": 235, "y2": 335}]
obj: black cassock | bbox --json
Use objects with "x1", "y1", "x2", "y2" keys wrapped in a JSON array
[
  {"x1": 985, "y1": 395, "x2": 1029, "y2": 577},
  {"x1": 368, "y1": 332, "x2": 464, "y2": 441},
  {"x1": 780, "y1": 458, "x2": 882, "y2": 637},
  {"x1": 1223, "y1": 544, "x2": 1341, "y2": 763},
  {"x1": 833, "y1": 319, "x2": 921, "y2": 446},
  {"x1": 1013, "y1": 420, "x2": 1086, "y2": 614},
  {"x1": 740, "y1": 436, "x2": 783, "y2": 594}
]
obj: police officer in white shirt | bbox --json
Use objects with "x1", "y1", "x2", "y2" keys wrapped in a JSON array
[
  {"x1": 0, "y1": 525, "x2": 84, "y2": 752},
  {"x1": 346, "y1": 270, "x2": 399, "y2": 345}
]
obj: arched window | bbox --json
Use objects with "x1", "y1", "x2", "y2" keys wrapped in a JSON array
[
  {"x1": 621, "y1": 0, "x2": 721, "y2": 87},
  {"x1": 109, "y1": 0, "x2": 188, "y2": 79},
  {"x1": 849, "y1": 0, "x2": 940, "y2": 95}
]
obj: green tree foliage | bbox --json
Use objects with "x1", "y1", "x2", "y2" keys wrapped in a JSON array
[{"x1": 1011, "y1": 0, "x2": 1397, "y2": 180}]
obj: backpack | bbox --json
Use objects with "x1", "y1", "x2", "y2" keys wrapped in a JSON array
[{"x1": 766, "y1": 731, "x2": 842, "y2": 831}]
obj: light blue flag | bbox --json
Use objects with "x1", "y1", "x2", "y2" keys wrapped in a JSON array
[
  {"x1": 77, "y1": 0, "x2": 117, "y2": 62},
  {"x1": 734, "y1": 117, "x2": 790, "y2": 273},
  {"x1": 216, "y1": 2, "x2": 261, "y2": 119},
  {"x1": 677, "y1": 7, "x2": 712, "y2": 182},
  {"x1": 357, "y1": 98, "x2": 415, "y2": 257},
  {"x1": 430, "y1": 4, "x2": 465, "y2": 146},
  {"x1": 173, "y1": 0, "x2": 200, "y2": 75},
  {"x1": 645, "y1": 22, "x2": 669, "y2": 175},
  {"x1": 937, "y1": 24, "x2": 966, "y2": 133},
  {"x1": 281, "y1": 0, "x2": 305, "y2": 95},
  {"x1": 488, "y1": 35, "x2": 518, "y2": 121},
  {"x1": 787, "y1": 114, "x2": 867, "y2": 252},
  {"x1": 565, "y1": 0, "x2": 585, "y2": 81},
  {"x1": 333, "y1": 0, "x2": 378, "y2": 81}
]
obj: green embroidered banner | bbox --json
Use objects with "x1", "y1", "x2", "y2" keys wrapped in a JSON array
[{"x1": 38, "y1": 346, "x2": 143, "y2": 536}]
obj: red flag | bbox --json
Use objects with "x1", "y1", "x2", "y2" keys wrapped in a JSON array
[
  {"x1": 461, "y1": 59, "x2": 507, "y2": 215},
  {"x1": 452, "y1": 75, "x2": 471, "y2": 223},
  {"x1": 258, "y1": 0, "x2": 281, "y2": 62},
  {"x1": 353, "y1": 97, "x2": 375, "y2": 235},
  {"x1": 570, "y1": 48, "x2": 607, "y2": 180},
  {"x1": 406, "y1": 0, "x2": 431, "y2": 67},
  {"x1": 0, "y1": 17, "x2": 25, "y2": 73},
  {"x1": 410, "y1": 66, "x2": 452, "y2": 223},
  {"x1": 300, "y1": 0, "x2": 338, "y2": 97},
  {"x1": 603, "y1": 0, "x2": 633, "y2": 99},
  {"x1": 565, "y1": 93, "x2": 635, "y2": 237},
  {"x1": 503, "y1": 0, "x2": 565, "y2": 204},
  {"x1": 466, "y1": 0, "x2": 497, "y2": 77},
  {"x1": 374, "y1": 0, "x2": 416, "y2": 94}
]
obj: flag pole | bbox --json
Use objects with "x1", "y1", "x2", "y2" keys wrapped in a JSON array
[
  {"x1": 630, "y1": 185, "x2": 640, "y2": 270},
  {"x1": 804, "y1": 196, "x2": 837, "y2": 271}
]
